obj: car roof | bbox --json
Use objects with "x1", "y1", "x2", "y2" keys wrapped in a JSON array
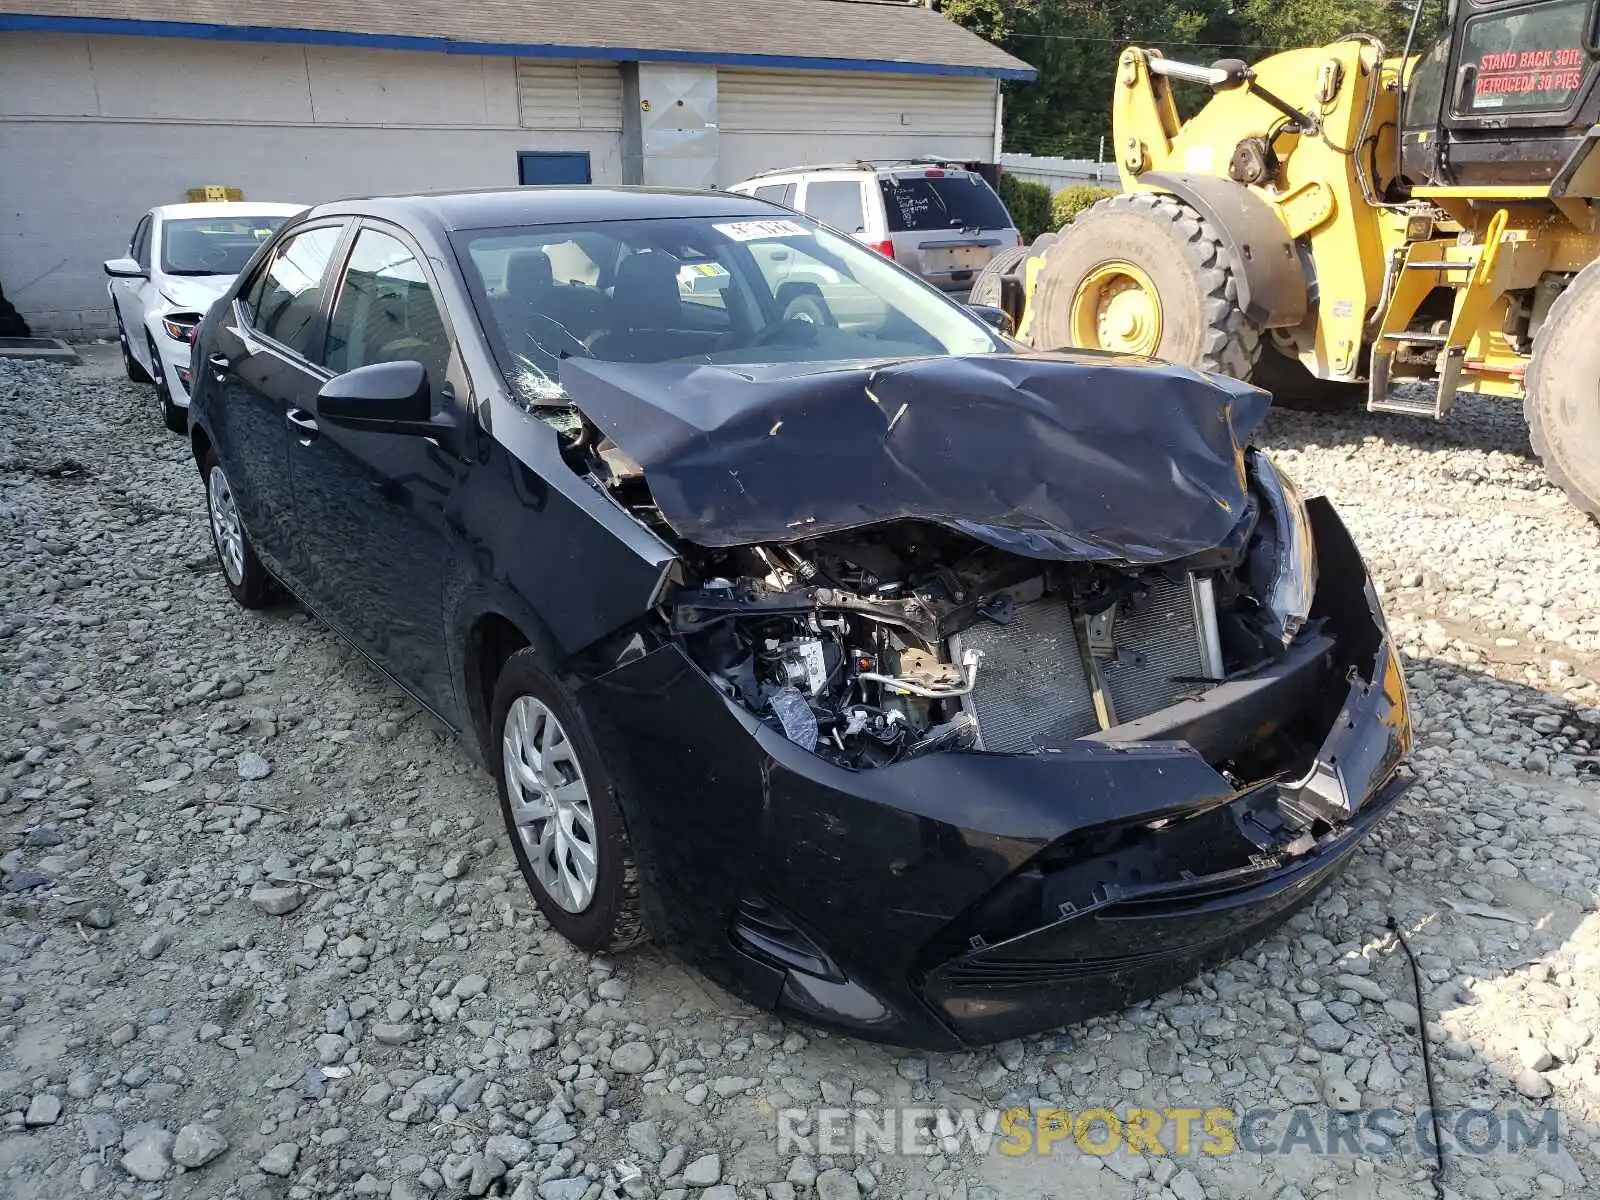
[
  {"x1": 152, "y1": 202, "x2": 307, "y2": 220},
  {"x1": 301, "y1": 187, "x2": 780, "y2": 233}
]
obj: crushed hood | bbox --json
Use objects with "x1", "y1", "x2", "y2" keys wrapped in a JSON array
[{"x1": 558, "y1": 352, "x2": 1272, "y2": 563}]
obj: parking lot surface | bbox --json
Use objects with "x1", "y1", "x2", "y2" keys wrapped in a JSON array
[{"x1": 4, "y1": 349, "x2": 1600, "y2": 1199}]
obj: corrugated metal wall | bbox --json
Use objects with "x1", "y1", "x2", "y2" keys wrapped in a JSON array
[
  {"x1": 717, "y1": 69, "x2": 997, "y2": 183},
  {"x1": 719, "y1": 69, "x2": 993, "y2": 136},
  {"x1": 515, "y1": 60, "x2": 624, "y2": 131}
]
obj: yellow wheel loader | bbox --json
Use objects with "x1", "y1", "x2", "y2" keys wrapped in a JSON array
[{"x1": 1011, "y1": 0, "x2": 1600, "y2": 515}]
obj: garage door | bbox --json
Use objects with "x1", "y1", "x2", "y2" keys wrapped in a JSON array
[{"x1": 718, "y1": 69, "x2": 996, "y2": 183}]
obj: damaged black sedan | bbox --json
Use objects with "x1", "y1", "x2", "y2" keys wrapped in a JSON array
[{"x1": 187, "y1": 187, "x2": 1411, "y2": 1049}]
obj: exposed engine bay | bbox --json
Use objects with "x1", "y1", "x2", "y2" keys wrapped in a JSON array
[
  {"x1": 662, "y1": 520, "x2": 1299, "y2": 769},
  {"x1": 560, "y1": 410, "x2": 1313, "y2": 770}
]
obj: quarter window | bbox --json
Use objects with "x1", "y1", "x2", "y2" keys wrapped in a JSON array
[
  {"x1": 753, "y1": 182, "x2": 796, "y2": 207},
  {"x1": 324, "y1": 228, "x2": 451, "y2": 392},
  {"x1": 247, "y1": 225, "x2": 344, "y2": 358}
]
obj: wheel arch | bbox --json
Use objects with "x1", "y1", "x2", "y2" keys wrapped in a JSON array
[
  {"x1": 1138, "y1": 171, "x2": 1308, "y2": 329},
  {"x1": 457, "y1": 602, "x2": 562, "y2": 766}
]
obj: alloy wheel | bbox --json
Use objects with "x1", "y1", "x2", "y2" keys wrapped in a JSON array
[
  {"x1": 207, "y1": 464, "x2": 246, "y2": 587},
  {"x1": 502, "y1": 695, "x2": 598, "y2": 913}
]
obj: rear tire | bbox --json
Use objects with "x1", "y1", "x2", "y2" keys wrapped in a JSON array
[
  {"x1": 491, "y1": 648, "x2": 646, "y2": 954},
  {"x1": 1252, "y1": 343, "x2": 1366, "y2": 413},
  {"x1": 202, "y1": 448, "x2": 277, "y2": 609},
  {"x1": 1526, "y1": 261, "x2": 1600, "y2": 516},
  {"x1": 1025, "y1": 192, "x2": 1261, "y2": 378}
]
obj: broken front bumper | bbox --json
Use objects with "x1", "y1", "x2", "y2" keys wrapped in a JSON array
[{"x1": 580, "y1": 499, "x2": 1411, "y2": 1049}]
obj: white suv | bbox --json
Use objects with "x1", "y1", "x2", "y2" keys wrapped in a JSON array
[{"x1": 728, "y1": 160, "x2": 1020, "y2": 294}]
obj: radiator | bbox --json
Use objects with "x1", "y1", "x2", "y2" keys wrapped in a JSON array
[
  {"x1": 955, "y1": 598, "x2": 1098, "y2": 753},
  {"x1": 954, "y1": 575, "x2": 1214, "y2": 753}
]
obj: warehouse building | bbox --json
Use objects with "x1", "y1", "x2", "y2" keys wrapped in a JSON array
[{"x1": 0, "y1": 0, "x2": 1030, "y2": 335}]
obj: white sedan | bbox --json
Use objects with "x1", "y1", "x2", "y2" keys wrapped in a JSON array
[{"x1": 104, "y1": 202, "x2": 303, "y2": 432}]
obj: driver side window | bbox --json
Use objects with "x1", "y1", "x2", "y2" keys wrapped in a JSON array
[{"x1": 323, "y1": 227, "x2": 452, "y2": 395}]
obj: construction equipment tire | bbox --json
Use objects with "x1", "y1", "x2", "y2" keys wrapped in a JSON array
[
  {"x1": 1526, "y1": 261, "x2": 1600, "y2": 517},
  {"x1": 1024, "y1": 192, "x2": 1261, "y2": 377}
]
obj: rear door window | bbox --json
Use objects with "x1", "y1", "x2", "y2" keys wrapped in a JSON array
[
  {"x1": 247, "y1": 225, "x2": 345, "y2": 359},
  {"x1": 879, "y1": 174, "x2": 1013, "y2": 232},
  {"x1": 1457, "y1": 0, "x2": 1593, "y2": 115},
  {"x1": 802, "y1": 181, "x2": 867, "y2": 234}
]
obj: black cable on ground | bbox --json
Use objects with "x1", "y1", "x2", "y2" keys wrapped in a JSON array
[{"x1": 1388, "y1": 915, "x2": 1447, "y2": 1200}]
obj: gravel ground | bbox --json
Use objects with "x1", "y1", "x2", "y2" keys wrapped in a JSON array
[{"x1": 5, "y1": 349, "x2": 1600, "y2": 1200}]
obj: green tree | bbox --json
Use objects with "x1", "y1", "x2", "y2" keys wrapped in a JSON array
[{"x1": 945, "y1": 0, "x2": 1438, "y2": 159}]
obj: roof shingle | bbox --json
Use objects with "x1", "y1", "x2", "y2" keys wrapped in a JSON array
[{"x1": 0, "y1": 0, "x2": 1034, "y2": 78}]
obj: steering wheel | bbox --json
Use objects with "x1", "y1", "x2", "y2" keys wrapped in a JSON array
[
  {"x1": 747, "y1": 294, "x2": 834, "y2": 348},
  {"x1": 522, "y1": 311, "x2": 592, "y2": 360}
]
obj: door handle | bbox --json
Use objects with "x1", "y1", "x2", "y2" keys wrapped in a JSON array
[
  {"x1": 207, "y1": 352, "x2": 229, "y2": 382},
  {"x1": 1451, "y1": 63, "x2": 1478, "y2": 113},
  {"x1": 286, "y1": 408, "x2": 319, "y2": 444}
]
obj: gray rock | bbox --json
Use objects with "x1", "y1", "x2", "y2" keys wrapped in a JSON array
[
  {"x1": 24, "y1": 1093, "x2": 61, "y2": 1126},
  {"x1": 1169, "y1": 1169, "x2": 1207, "y2": 1200},
  {"x1": 683, "y1": 1152, "x2": 721, "y2": 1187},
  {"x1": 237, "y1": 751, "x2": 272, "y2": 780},
  {"x1": 372, "y1": 1022, "x2": 416, "y2": 1045},
  {"x1": 1520, "y1": 1041, "x2": 1557, "y2": 1071},
  {"x1": 611, "y1": 1041, "x2": 655, "y2": 1075},
  {"x1": 250, "y1": 883, "x2": 303, "y2": 915},
  {"x1": 120, "y1": 1128, "x2": 175, "y2": 1182},
  {"x1": 538, "y1": 1179, "x2": 590, "y2": 1200},
  {"x1": 1304, "y1": 1021, "x2": 1351, "y2": 1052},
  {"x1": 172, "y1": 1123, "x2": 229, "y2": 1169},
  {"x1": 815, "y1": 1168, "x2": 862, "y2": 1200},
  {"x1": 1514, "y1": 1068, "x2": 1554, "y2": 1099},
  {"x1": 258, "y1": 1141, "x2": 301, "y2": 1176},
  {"x1": 315, "y1": 1032, "x2": 350, "y2": 1064},
  {"x1": 138, "y1": 929, "x2": 173, "y2": 960},
  {"x1": 486, "y1": 1133, "x2": 532, "y2": 1165},
  {"x1": 453, "y1": 973, "x2": 488, "y2": 999},
  {"x1": 660, "y1": 1145, "x2": 687, "y2": 1180}
]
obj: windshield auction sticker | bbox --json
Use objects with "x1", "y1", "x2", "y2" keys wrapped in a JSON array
[{"x1": 714, "y1": 219, "x2": 812, "y2": 242}]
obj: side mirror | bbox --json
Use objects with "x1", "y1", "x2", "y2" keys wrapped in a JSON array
[
  {"x1": 316, "y1": 361, "x2": 437, "y2": 435},
  {"x1": 967, "y1": 302, "x2": 1016, "y2": 336},
  {"x1": 104, "y1": 257, "x2": 147, "y2": 279}
]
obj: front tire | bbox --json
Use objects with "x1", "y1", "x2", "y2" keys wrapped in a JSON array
[
  {"x1": 1527, "y1": 262, "x2": 1600, "y2": 517},
  {"x1": 147, "y1": 333, "x2": 186, "y2": 434},
  {"x1": 1025, "y1": 192, "x2": 1261, "y2": 378},
  {"x1": 116, "y1": 307, "x2": 152, "y2": 383},
  {"x1": 491, "y1": 649, "x2": 646, "y2": 954},
  {"x1": 202, "y1": 449, "x2": 277, "y2": 609}
]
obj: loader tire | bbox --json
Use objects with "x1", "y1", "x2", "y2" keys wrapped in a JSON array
[
  {"x1": 1251, "y1": 344, "x2": 1366, "y2": 413},
  {"x1": 1024, "y1": 192, "x2": 1261, "y2": 378},
  {"x1": 1526, "y1": 260, "x2": 1600, "y2": 517},
  {"x1": 967, "y1": 245, "x2": 1030, "y2": 309}
]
